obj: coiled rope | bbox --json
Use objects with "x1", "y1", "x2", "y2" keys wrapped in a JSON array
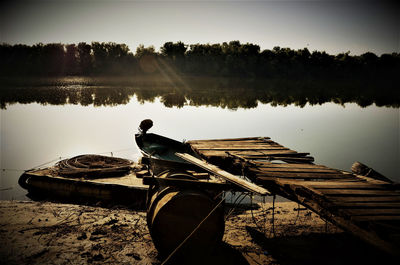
[{"x1": 55, "y1": 154, "x2": 134, "y2": 178}]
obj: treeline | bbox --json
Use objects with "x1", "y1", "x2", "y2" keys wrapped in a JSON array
[{"x1": 0, "y1": 41, "x2": 399, "y2": 79}]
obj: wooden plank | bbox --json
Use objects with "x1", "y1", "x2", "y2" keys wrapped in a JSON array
[
  {"x1": 251, "y1": 168, "x2": 340, "y2": 173},
  {"x1": 197, "y1": 150, "x2": 302, "y2": 157},
  {"x1": 254, "y1": 171, "x2": 352, "y2": 179},
  {"x1": 176, "y1": 153, "x2": 270, "y2": 196},
  {"x1": 327, "y1": 196, "x2": 400, "y2": 202},
  {"x1": 343, "y1": 208, "x2": 400, "y2": 216},
  {"x1": 190, "y1": 141, "x2": 277, "y2": 146},
  {"x1": 315, "y1": 186, "x2": 390, "y2": 190},
  {"x1": 277, "y1": 180, "x2": 388, "y2": 188},
  {"x1": 142, "y1": 176, "x2": 239, "y2": 191},
  {"x1": 252, "y1": 162, "x2": 329, "y2": 169},
  {"x1": 190, "y1": 142, "x2": 284, "y2": 147},
  {"x1": 277, "y1": 158, "x2": 315, "y2": 164},
  {"x1": 352, "y1": 216, "x2": 400, "y2": 222},
  {"x1": 195, "y1": 147, "x2": 290, "y2": 151},
  {"x1": 256, "y1": 175, "x2": 357, "y2": 181},
  {"x1": 264, "y1": 156, "x2": 315, "y2": 162},
  {"x1": 319, "y1": 189, "x2": 400, "y2": 196},
  {"x1": 238, "y1": 151, "x2": 310, "y2": 156},
  {"x1": 187, "y1": 137, "x2": 271, "y2": 143},
  {"x1": 279, "y1": 181, "x2": 391, "y2": 190},
  {"x1": 332, "y1": 202, "x2": 400, "y2": 208}
]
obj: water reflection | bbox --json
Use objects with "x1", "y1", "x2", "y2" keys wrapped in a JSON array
[{"x1": 0, "y1": 76, "x2": 398, "y2": 109}]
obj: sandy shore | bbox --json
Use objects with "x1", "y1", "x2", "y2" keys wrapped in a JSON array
[{"x1": 0, "y1": 200, "x2": 395, "y2": 265}]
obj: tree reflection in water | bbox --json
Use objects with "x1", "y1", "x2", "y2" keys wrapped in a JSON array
[{"x1": 0, "y1": 76, "x2": 398, "y2": 109}]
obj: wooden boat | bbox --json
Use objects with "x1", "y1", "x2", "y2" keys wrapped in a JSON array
[
  {"x1": 135, "y1": 132, "x2": 203, "y2": 174},
  {"x1": 18, "y1": 155, "x2": 149, "y2": 208}
]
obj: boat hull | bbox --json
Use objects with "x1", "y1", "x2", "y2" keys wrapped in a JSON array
[
  {"x1": 19, "y1": 168, "x2": 148, "y2": 209},
  {"x1": 135, "y1": 133, "x2": 202, "y2": 174}
]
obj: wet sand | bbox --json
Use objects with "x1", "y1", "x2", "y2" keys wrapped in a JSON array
[{"x1": 0, "y1": 200, "x2": 395, "y2": 265}]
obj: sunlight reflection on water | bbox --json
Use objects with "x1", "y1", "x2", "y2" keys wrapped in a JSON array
[{"x1": 1, "y1": 96, "x2": 398, "y2": 200}]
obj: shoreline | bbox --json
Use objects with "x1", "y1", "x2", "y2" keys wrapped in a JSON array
[{"x1": 0, "y1": 200, "x2": 395, "y2": 264}]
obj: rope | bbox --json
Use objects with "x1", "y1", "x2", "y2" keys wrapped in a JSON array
[
  {"x1": 161, "y1": 192, "x2": 226, "y2": 265},
  {"x1": 28, "y1": 157, "x2": 64, "y2": 170},
  {"x1": 262, "y1": 195, "x2": 267, "y2": 233},
  {"x1": 56, "y1": 154, "x2": 133, "y2": 178},
  {"x1": 1, "y1": 168, "x2": 25, "y2": 172},
  {"x1": 271, "y1": 194, "x2": 276, "y2": 237},
  {"x1": 96, "y1": 147, "x2": 137, "y2": 156},
  {"x1": 225, "y1": 192, "x2": 251, "y2": 221},
  {"x1": 0, "y1": 186, "x2": 14, "y2": 191},
  {"x1": 250, "y1": 195, "x2": 267, "y2": 233}
]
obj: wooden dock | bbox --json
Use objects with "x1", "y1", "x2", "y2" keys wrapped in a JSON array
[{"x1": 187, "y1": 137, "x2": 400, "y2": 256}]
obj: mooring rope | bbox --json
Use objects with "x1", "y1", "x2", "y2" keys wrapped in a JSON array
[
  {"x1": 250, "y1": 195, "x2": 266, "y2": 233},
  {"x1": 225, "y1": 192, "x2": 251, "y2": 221},
  {"x1": 271, "y1": 194, "x2": 276, "y2": 237},
  {"x1": 28, "y1": 157, "x2": 65, "y2": 171}
]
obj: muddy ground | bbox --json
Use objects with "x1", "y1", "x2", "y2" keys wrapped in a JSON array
[{"x1": 0, "y1": 200, "x2": 396, "y2": 265}]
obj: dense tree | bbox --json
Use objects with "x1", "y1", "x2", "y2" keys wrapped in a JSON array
[
  {"x1": 77, "y1": 42, "x2": 92, "y2": 74},
  {"x1": 0, "y1": 41, "x2": 399, "y2": 81},
  {"x1": 135, "y1": 44, "x2": 156, "y2": 58},
  {"x1": 135, "y1": 44, "x2": 158, "y2": 74},
  {"x1": 65, "y1": 44, "x2": 78, "y2": 75},
  {"x1": 160, "y1": 41, "x2": 187, "y2": 59}
]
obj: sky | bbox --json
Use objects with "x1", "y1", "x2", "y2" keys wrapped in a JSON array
[{"x1": 0, "y1": 0, "x2": 399, "y2": 55}]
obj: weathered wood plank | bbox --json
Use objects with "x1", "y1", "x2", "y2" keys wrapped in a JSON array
[
  {"x1": 255, "y1": 171, "x2": 353, "y2": 179},
  {"x1": 343, "y1": 208, "x2": 400, "y2": 216},
  {"x1": 277, "y1": 180, "x2": 389, "y2": 189},
  {"x1": 352, "y1": 216, "x2": 400, "y2": 222},
  {"x1": 191, "y1": 142, "x2": 283, "y2": 148},
  {"x1": 195, "y1": 147, "x2": 290, "y2": 151},
  {"x1": 332, "y1": 202, "x2": 400, "y2": 209},
  {"x1": 142, "y1": 176, "x2": 237, "y2": 191},
  {"x1": 276, "y1": 159, "x2": 315, "y2": 164},
  {"x1": 176, "y1": 153, "x2": 270, "y2": 196},
  {"x1": 327, "y1": 196, "x2": 400, "y2": 202},
  {"x1": 187, "y1": 137, "x2": 271, "y2": 143},
  {"x1": 190, "y1": 142, "x2": 283, "y2": 147},
  {"x1": 252, "y1": 162, "x2": 329, "y2": 169},
  {"x1": 240, "y1": 151, "x2": 310, "y2": 157},
  {"x1": 315, "y1": 186, "x2": 391, "y2": 190},
  {"x1": 251, "y1": 168, "x2": 340, "y2": 173},
  {"x1": 319, "y1": 189, "x2": 400, "y2": 196},
  {"x1": 198, "y1": 150, "x2": 305, "y2": 157},
  {"x1": 256, "y1": 175, "x2": 357, "y2": 181}
]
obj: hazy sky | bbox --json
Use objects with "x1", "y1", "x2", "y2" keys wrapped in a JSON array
[{"x1": 1, "y1": 0, "x2": 398, "y2": 55}]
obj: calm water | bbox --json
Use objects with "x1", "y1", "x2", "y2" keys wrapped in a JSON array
[{"x1": 1, "y1": 88, "x2": 399, "y2": 200}]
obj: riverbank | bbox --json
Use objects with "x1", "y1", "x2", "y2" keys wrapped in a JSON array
[{"x1": 0, "y1": 200, "x2": 395, "y2": 265}]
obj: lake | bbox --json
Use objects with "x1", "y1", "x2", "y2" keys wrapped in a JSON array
[{"x1": 0, "y1": 77, "x2": 399, "y2": 200}]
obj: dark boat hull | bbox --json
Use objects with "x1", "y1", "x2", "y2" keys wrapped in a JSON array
[
  {"x1": 18, "y1": 169, "x2": 148, "y2": 208},
  {"x1": 135, "y1": 133, "x2": 201, "y2": 174}
]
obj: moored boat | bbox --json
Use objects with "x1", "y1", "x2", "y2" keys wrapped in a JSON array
[
  {"x1": 135, "y1": 132, "x2": 203, "y2": 174},
  {"x1": 18, "y1": 154, "x2": 149, "y2": 208}
]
